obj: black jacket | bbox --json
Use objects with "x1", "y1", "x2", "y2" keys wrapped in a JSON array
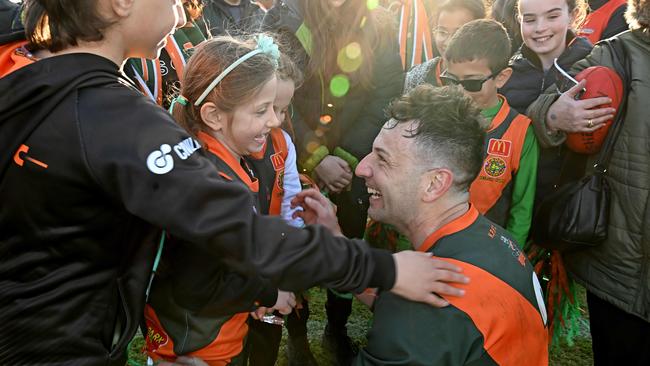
[
  {"x1": 0, "y1": 0, "x2": 23, "y2": 44},
  {"x1": 0, "y1": 53, "x2": 395, "y2": 365},
  {"x1": 500, "y1": 33, "x2": 593, "y2": 206},
  {"x1": 201, "y1": 0, "x2": 264, "y2": 36},
  {"x1": 264, "y1": 0, "x2": 404, "y2": 211},
  {"x1": 501, "y1": 33, "x2": 593, "y2": 114}
]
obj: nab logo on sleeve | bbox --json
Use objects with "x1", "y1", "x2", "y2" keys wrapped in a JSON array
[{"x1": 147, "y1": 144, "x2": 174, "y2": 175}]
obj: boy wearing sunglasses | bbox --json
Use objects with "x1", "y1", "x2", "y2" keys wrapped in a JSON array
[{"x1": 441, "y1": 19, "x2": 540, "y2": 247}]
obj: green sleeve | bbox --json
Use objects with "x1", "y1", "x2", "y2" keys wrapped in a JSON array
[{"x1": 506, "y1": 126, "x2": 539, "y2": 248}]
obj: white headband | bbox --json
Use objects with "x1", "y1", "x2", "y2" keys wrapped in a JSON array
[{"x1": 194, "y1": 34, "x2": 281, "y2": 106}]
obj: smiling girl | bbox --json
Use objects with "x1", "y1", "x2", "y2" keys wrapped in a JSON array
[
  {"x1": 499, "y1": 0, "x2": 593, "y2": 208},
  {"x1": 501, "y1": 0, "x2": 592, "y2": 113}
]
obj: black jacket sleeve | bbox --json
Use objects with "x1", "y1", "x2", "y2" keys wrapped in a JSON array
[{"x1": 77, "y1": 87, "x2": 395, "y2": 294}]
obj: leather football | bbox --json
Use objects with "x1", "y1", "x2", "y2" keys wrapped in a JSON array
[{"x1": 565, "y1": 66, "x2": 624, "y2": 154}]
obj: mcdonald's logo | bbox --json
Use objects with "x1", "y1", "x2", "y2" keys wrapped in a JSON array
[
  {"x1": 487, "y1": 138, "x2": 512, "y2": 157},
  {"x1": 270, "y1": 152, "x2": 285, "y2": 172}
]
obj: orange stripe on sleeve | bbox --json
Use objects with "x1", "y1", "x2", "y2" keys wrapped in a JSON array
[{"x1": 442, "y1": 259, "x2": 548, "y2": 366}]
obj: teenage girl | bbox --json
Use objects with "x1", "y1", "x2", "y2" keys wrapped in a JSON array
[{"x1": 500, "y1": 0, "x2": 593, "y2": 204}]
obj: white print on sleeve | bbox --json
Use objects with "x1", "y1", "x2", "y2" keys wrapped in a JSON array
[
  {"x1": 146, "y1": 138, "x2": 201, "y2": 175},
  {"x1": 147, "y1": 144, "x2": 174, "y2": 175}
]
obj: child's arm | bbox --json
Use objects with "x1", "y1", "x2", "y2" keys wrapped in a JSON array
[
  {"x1": 506, "y1": 126, "x2": 539, "y2": 247},
  {"x1": 280, "y1": 130, "x2": 305, "y2": 227}
]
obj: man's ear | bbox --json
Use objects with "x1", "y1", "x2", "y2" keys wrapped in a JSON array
[
  {"x1": 422, "y1": 168, "x2": 454, "y2": 203},
  {"x1": 200, "y1": 102, "x2": 226, "y2": 132},
  {"x1": 494, "y1": 67, "x2": 513, "y2": 89},
  {"x1": 110, "y1": 0, "x2": 135, "y2": 17}
]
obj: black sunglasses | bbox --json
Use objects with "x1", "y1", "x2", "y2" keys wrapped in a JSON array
[{"x1": 439, "y1": 70, "x2": 501, "y2": 92}]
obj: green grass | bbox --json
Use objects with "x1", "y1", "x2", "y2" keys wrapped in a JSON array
[{"x1": 129, "y1": 287, "x2": 594, "y2": 365}]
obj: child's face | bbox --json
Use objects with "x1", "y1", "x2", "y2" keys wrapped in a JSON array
[
  {"x1": 518, "y1": 0, "x2": 573, "y2": 61},
  {"x1": 122, "y1": 0, "x2": 179, "y2": 59},
  {"x1": 274, "y1": 78, "x2": 296, "y2": 124},
  {"x1": 220, "y1": 76, "x2": 281, "y2": 157},
  {"x1": 444, "y1": 58, "x2": 510, "y2": 110},
  {"x1": 435, "y1": 8, "x2": 477, "y2": 57}
]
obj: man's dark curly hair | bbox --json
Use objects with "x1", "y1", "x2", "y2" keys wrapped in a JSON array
[{"x1": 386, "y1": 84, "x2": 486, "y2": 191}]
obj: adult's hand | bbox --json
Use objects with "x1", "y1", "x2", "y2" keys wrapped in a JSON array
[
  {"x1": 391, "y1": 251, "x2": 469, "y2": 307},
  {"x1": 314, "y1": 155, "x2": 353, "y2": 193},
  {"x1": 546, "y1": 80, "x2": 616, "y2": 133},
  {"x1": 291, "y1": 189, "x2": 343, "y2": 236}
]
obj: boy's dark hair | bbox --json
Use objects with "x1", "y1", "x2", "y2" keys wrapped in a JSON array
[
  {"x1": 436, "y1": 0, "x2": 487, "y2": 24},
  {"x1": 444, "y1": 19, "x2": 511, "y2": 74},
  {"x1": 387, "y1": 85, "x2": 486, "y2": 191},
  {"x1": 23, "y1": 0, "x2": 114, "y2": 52}
]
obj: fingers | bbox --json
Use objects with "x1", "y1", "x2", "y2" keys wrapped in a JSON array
[
  {"x1": 429, "y1": 257, "x2": 464, "y2": 273},
  {"x1": 583, "y1": 107, "x2": 616, "y2": 121},
  {"x1": 421, "y1": 292, "x2": 450, "y2": 308},
  {"x1": 577, "y1": 96, "x2": 614, "y2": 110},
  {"x1": 431, "y1": 281, "x2": 467, "y2": 298},
  {"x1": 292, "y1": 189, "x2": 321, "y2": 208},
  {"x1": 565, "y1": 79, "x2": 587, "y2": 97}
]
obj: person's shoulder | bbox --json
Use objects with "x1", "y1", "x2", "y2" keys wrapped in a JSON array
[
  {"x1": 264, "y1": 0, "x2": 302, "y2": 33},
  {"x1": 564, "y1": 35, "x2": 594, "y2": 62},
  {"x1": 78, "y1": 81, "x2": 178, "y2": 131},
  {"x1": 408, "y1": 57, "x2": 439, "y2": 75}
]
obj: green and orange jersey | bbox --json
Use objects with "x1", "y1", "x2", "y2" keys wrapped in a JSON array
[
  {"x1": 356, "y1": 206, "x2": 549, "y2": 366},
  {"x1": 469, "y1": 96, "x2": 539, "y2": 247}
]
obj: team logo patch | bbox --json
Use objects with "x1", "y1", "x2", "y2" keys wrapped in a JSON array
[
  {"x1": 276, "y1": 171, "x2": 285, "y2": 192},
  {"x1": 484, "y1": 157, "x2": 507, "y2": 178},
  {"x1": 487, "y1": 138, "x2": 512, "y2": 157},
  {"x1": 270, "y1": 152, "x2": 285, "y2": 171}
]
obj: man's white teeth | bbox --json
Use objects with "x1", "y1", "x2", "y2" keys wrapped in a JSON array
[
  {"x1": 535, "y1": 36, "x2": 552, "y2": 42},
  {"x1": 368, "y1": 187, "x2": 382, "y2": 198}
]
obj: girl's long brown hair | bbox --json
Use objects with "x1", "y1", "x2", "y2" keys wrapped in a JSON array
[{"x1": 299, "y1": 0, "x2": 394, "y2": 89}]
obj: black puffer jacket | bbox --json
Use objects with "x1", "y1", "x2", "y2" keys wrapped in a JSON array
[
  {"x1": 501, "y1": 33, "x2": 593, "y2": 114},
  {"x1": 500, "y1": 33, "x2": 592, "y2": 204}
]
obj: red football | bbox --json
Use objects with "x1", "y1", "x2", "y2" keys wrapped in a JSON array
[{"x1": 565, "y1": 66, "x2": 624, "y2": 154}]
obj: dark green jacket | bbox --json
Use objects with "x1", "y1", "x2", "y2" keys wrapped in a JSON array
[{"x1": 527, "y1": 29, "x2": 650, "y2": 322}]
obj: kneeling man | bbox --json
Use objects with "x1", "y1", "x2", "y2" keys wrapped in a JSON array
[{"x1": 354, "y1": 85, "x2": 548, "y2": 365}]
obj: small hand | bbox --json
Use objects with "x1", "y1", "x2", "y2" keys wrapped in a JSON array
[
  {"x1": 314, "y1": 156, "x2": 353, "y2": 193},
  {"x1": 291, "y1": 189, "x2": 343, "y2": 236},
  {"x1": 271, "y1": 290, "x2": 296, "y2": 315},
  {"x1": 390, "y1": 251, "x2": 469, "y2": 307},
  {"x1": 546, "y1": 79, "x2": 616, "y2": 133}
]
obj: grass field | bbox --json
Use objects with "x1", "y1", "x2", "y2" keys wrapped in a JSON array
[{"x1": 128, "y1": 286, "x2": 594, "y2": 365}]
